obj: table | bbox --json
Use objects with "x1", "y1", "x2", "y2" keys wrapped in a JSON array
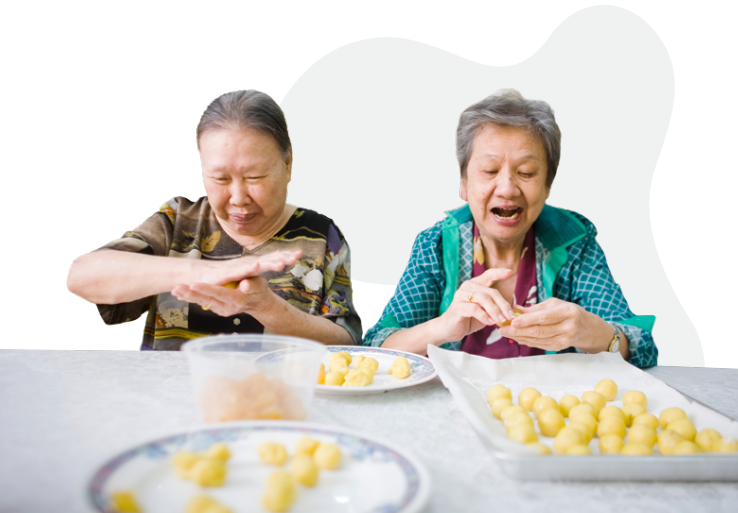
[{"x1": 1, "y1": 350, "x2": 737, "y2": 513}]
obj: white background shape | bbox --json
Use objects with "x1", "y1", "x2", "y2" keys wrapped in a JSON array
[{"x1": 282, "y1": 10, "x2": 693, "y2": 364}]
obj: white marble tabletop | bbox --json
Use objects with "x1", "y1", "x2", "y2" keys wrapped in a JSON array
[{"x1": 1, "y1": 350, "x2": 737, "y2": 513}]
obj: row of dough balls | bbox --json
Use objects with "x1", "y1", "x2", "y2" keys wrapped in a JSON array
[
  {"x1": 487, "y1": 380, "x2": 738, "y2": 456},
  {"x1": 258, "y1": 436, "x2": 343, "y2": 512},
  {"x1": 317, "y1": 351, "x2": 412, "y2": 386}
]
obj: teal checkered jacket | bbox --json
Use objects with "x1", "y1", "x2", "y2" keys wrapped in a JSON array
[{"x1": 361, "y1": 204, "x2": 658, "y2": 369}]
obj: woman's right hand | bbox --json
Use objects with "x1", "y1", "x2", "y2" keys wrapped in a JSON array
[
  {"x1": 435, "y1": 267, "x2": 515, "y2": 342},
  {"x1": 194, "y1": 250, "x2": 302, "y2": 286}
]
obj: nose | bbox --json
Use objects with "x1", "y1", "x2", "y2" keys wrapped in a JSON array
[
  {"x1": 494, "y1": 167, "x2": 521, "y2": 198},
  {"x1": 229, "y1": 179, "x2": 252, "y2": 207}
]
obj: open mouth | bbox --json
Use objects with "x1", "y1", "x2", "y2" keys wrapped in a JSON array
[{"x1": 492, "y1": 207, "x2": 523, "y2": 220}]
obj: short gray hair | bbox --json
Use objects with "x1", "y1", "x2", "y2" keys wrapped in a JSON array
[
  {"x1": 456, "y1": 89, "x2": 561, "y2": 187},
  {"x1": 196, "y1": 90, "x2": 292, "y2": 160}
]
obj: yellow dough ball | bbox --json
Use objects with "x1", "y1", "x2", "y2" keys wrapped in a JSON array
[
  {"x1": 622, "y1": 403, "x2": 647, "y2": 427},
  {"x1": 597, "y1": 416, "x2": 626, "y2": 439},
  {"x1": 388, "y1": 356, "x2": 411, "y2": 379},
  {"x1": 505, "y1": 411, "x2": 534, "y2": 430},
  {"x1": 507, "y1": 424, "x2": 538, "y2": 444},
  {"x1": 599, "y1": 434, "x2": 624, "y2": 454},
  {"x1": 569, "y1": 403, "x2": 597, "y2": 421},
  {"x1": 189, "y1": 458, "x2": 227, "y2": 487},
  {"x1": 568, "y1": 422, "x2": 593, "y2": 444},
  {"x1": 519, "y1": 388, "x2": 542, "y2": 412},
  {"x1": 313, "y1": 443, "x2": 342, "y2": 470},
  {"x1": 343, "y1": 369, "x2": 373, "y2": 387},
  {"x1": 559, "y1": 395, "x2": 580, "y2": 418},
  {"x1": 658, "y1": 407, "x2": 687, "y2": 430},
  {"x1": 672, "y1": 440, "x2": 703, "y2": 455},
  {"x1": 666, "y1": 418, "x2": 696, "y2": 442},
  {"x1": 581, "y1": 391, "x2": 607, "y2": 415},
  {"x1": 532, "y1": 397, "x2": 559, "y2": 420},
  {"x1": 328, "y1": 359, "x2": 349, "y2": 376},
  {"x1": 324, "y1": 372, "x2": 345, "y2": 386},
  {"x1": 501, "y1": 405, "x2": 528, "y2": 422},
  {"x1": 622, "y1": 390, "x2": 648, "y2": 410},
  {"x1": 353, "y1": 355, "x2": 365, "y2": 367},
  {"x1": 569, "y1": 413, "x2": 598, "y2": 436},
  {"x1": 714, "y1": 438, "x2": 738, "y2": 453},
  {"x1": 295, "y1": 436, "x2": 320, "y2": 456},
  {"x1": 187, "y1": 496, "x2": 233, "y2": 513},
  {"x1": 491, "y1": 398, "x2": 514, "y2": 420},
  {"x1": 632, "y1": 413, "x2": 659, "y2": 431},
  {"x1": 538, "y1": 408, "x2": 566, "y2": 437},
  {"x1": 594, "y1": 379, "x2": 618, "y2": 401},
  {"x1": 291, "y1": 454, "x2": 319, "y2": 487},
  {"x1": 627, "y1": 424, "x2": 657, "y2": 448},
  {"x1": 358, "y1": 357, "x2": 379, "y2": 373},
  {"x1": 527, "y1": 442, "x2": 552, "y2": 455},
  {"x1": 329, "y1": 351, "x2": 352, "y2": 365},
  {"x1": 317, "y1": 363, "x2": 326, "y2": 385},
  {"x1": 598, "y1": 406, "x2": 625, "y2": 422},
  {"x1": 657, "y1": 430, "x2": 685, "y2": 455},
  {"x1": 565, "y1": 444, "x2": 592, "y2": 456},
  {"x1": 554, "y1": 426, "x2": 584, "y2": 454},
  {"x1": 173, "y1": 451, "x2": 200, "y2": 479},
  {"x1": 258, "y1": 443, "x2": 289, "y2": 466},
  {"x1": 110, "y1": 491, "x2": 141, "y2": 513},
  {"x1": 487, "y1": 384, "x2": 513, "y2": 403},
  {"x1": 262, "y1": 471, "x2": 297, "y2": 513},
  {"x1": 620, "y1": 443, "x2": 654, "y2": 456},
  {"x1": 204, "y1": 443, "x2": 231, "y2": 463},
  {"x1": 695, "y1": 428, "x2": 723, "y2": 452}
]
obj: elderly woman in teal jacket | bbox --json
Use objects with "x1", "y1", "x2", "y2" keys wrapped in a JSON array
[{"x1": 362, "y1": 89, "x2": 657, "y2": 368}]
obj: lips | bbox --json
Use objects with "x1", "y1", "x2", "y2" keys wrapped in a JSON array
[
  {"x1": 491, "y1": 206, "x2": 523, "y2": 220},
  {"x1": 230, "y1": 213, "x2": 258, "y2": 223}
]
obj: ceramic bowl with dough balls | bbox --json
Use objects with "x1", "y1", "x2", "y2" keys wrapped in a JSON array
[
  {"x1": 183, "y1": 334, "x2": 326, "y2": 424},
  {"x1": 518, "y1": 388, "x2": 542, "y2": 412},
  {"x1": 594, "y1": 379, "x2": 618, "y2": 401}
]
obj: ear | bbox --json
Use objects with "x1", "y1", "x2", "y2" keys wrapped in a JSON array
[
  {"x1": 285, "y1": 152, "x2": 293, "y2": 183},
  {"x1": 459, "y1": 175, "x2": 468, "y2": 202}
]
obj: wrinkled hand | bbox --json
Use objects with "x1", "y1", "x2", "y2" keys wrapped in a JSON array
[
  {"x1": 498, "y1": 298, "x2": 612, "y2": 353},
  {"x1": 171, "y1": 250, "x2": 301, "y2": 318},
  {"x1": 172, "y1": 275, "x2": 274, "y2": 317},
  {"x1": 436, "y1": 268, "x2": 515, "y2": 342}
]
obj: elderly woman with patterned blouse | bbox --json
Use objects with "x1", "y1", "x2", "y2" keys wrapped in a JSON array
[
  {"x1": 68, "y1": 90, "x2": 361, "y2": 350},
  {"x1": 363, "y1": 89, "x2": 657, "y2": 368}
]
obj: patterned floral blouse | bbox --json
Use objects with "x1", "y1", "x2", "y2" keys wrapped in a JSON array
[{"x1": 96, "y1": 197, "x2": 362, "y2": 350}]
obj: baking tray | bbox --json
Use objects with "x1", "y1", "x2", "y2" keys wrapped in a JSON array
[{"x1": 427, "y1": 347, "x2": 738, "y2": 481}]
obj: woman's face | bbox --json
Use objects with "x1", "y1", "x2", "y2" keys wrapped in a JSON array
[
  {"x1": 200, "y1": 129, "x2": 291, "y2": 240},
  {"x1": 461, "y1": 123, "x2": 550, "y2": 248}
]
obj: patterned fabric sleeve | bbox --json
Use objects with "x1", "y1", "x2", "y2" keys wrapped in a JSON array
[
  {"x1": 95, "y1": 200, "x2": 176, "y2": 325},
  {"x1": 320, "y1": 223, "x2": 363, "y2": 345},
  {"x1": 555, "y1": 224, "x2": 658, "y2": 369},
  {"x1": 362, "y1": 223, "x2": 447, "y2": 347}
]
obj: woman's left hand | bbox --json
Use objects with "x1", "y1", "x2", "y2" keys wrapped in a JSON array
[
  {"x1": 171, "y1": 276, "x2": 277, "y2": 318},
  {"x1": 498, "y1": 298, "x2": 613, "y2": 353}
]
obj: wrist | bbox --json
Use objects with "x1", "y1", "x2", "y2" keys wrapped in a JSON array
[
  {"x1": 249, "y1": 289, "x2": 282, "y2": 324},
  {"x1": 425, "y1": 316, "x2": 453, "y2": 347}
]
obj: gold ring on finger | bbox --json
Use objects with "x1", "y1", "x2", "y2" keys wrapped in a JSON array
[
  {"x1": 468, "y1": 293, "x2": 475, "y2": 303},
  {"x1": 203, "y1": 304, "x2": 211, "y2": 311}
]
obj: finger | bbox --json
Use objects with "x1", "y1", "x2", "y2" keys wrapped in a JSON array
[
  {"x1": 172, "y1": 286, "x2": 228, "y2": 311},
  {"x1": 190, "y1": 282, "x2": 242, "y2": 303},
  {"x1": 500, "y1": 322, "x2": 563, "y2": 340},
  {"x1": 456, "y1": 301, "x2": 497, "y2": 327},
  {"x1": 464, "y1": 287, "x2": 507, "y2": 324},
  {"x1": 511, "y1": 304, "x2": 570, "y2": 329},
  {"x1": 472, "y1": 267, "x2": 512, "y2": 287}
]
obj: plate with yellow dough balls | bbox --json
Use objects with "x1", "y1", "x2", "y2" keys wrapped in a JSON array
[
  {"x1": 314, "y1": 346, "x2": 437, "y2": 395},
  {"x1": 88, "y1": 421, "x2": 430, "y2": 513}
]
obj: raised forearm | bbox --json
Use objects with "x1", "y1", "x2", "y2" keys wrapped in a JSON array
[
  {"x1": 67, "y1": 250, "x2": 198, "y2": 304},
  {"x1": 254, "y1": 293, "x2": 354, "y2": 346}
]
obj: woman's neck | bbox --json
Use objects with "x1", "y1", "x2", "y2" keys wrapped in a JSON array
[{"x1": 481, "y1": 234, "x2": 526, "y2": 272}]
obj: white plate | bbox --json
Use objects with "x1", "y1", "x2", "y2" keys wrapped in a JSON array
[
  {"x1": 88, "y1": 421, "x2": 431, "y2": 513},
  {"x1": 315, "y1": 346, "x2": 437, "y2": 395}
]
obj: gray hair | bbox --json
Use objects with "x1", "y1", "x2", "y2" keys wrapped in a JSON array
[
  {"x1": 456, "y1": 89, "x2": 561, "y2": 187},
  {"x1": 196, "y1": 90, "x2": 292, "y2": 160}
]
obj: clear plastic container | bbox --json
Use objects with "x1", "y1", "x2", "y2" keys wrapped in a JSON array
[{"x1": 182, "y1": 334, "x2": 327, "y2": 423}]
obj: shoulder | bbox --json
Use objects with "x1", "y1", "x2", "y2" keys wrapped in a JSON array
[
  {"x1": 158, "y1": 196, "x2": 210, "y2": 225},
  {"x1": 561, "y1": 208, "x2": 598, "y2": 239}
]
